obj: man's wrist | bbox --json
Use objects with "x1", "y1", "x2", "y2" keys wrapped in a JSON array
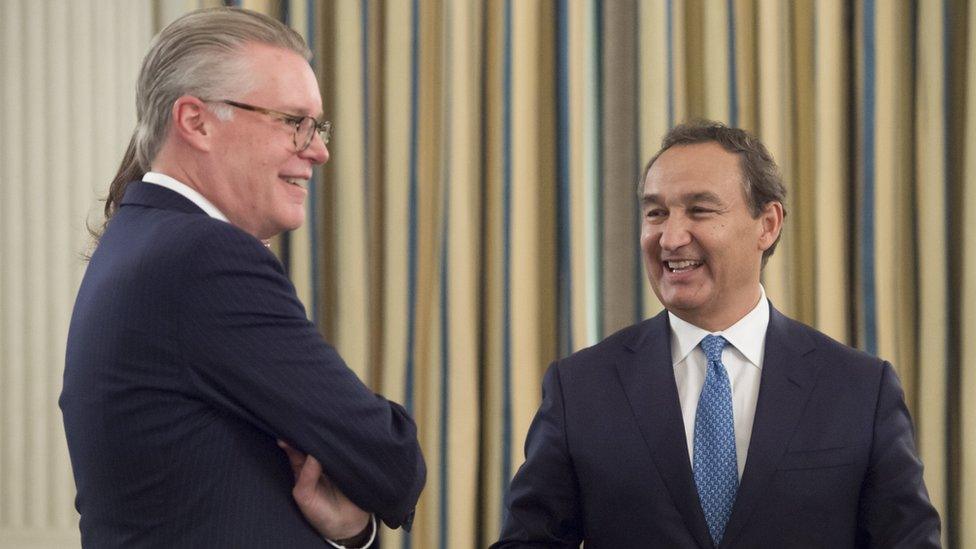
[{"x1": 325, "y1": 514, "x2": 375, "y2": 549}]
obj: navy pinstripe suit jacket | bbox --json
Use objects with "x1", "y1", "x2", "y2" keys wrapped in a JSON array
[{"x1": 61, "y1": 182, "x2": 425, "y2": 547}]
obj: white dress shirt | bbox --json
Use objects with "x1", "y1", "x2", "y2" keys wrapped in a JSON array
[
  {"x1": 669, "y1": 286, "x2": 769, "y2": 480},
  {"x1": 142, "y1": 171, "x2": 230, "y2": 222}
]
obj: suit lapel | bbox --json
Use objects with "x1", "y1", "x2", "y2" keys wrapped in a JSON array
[
  {"x1": 615, "y1": 312, "x2": 714, "y2": 549},
  {"x1": 719, "y1": 305, "x2": 819, "y2": 548}
]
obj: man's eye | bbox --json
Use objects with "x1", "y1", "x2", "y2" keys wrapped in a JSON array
[
  {"x1": 646, "y1": 209, "x2": 666, "y2": 218},
  {"x1": 689, "y1": 207, "x2": 715, "y2": 215}
]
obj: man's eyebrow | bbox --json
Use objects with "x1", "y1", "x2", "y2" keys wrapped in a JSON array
[
  {"x1": 642, "y1": 193, "x2": 662, "y2": 206},
  {"x1": 278, "y1": 104, "x2": 324, "y2": 119},
  {"x1": 685, "y1": 191, "x2": 723, "y2": 205},
  {"x1": 641, "y1": 191, "x2": 724, "y2": 206}
]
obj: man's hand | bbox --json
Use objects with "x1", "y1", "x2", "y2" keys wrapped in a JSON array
[{"x1": 277, "y1": 440, "x2": 372, "y2": 541}]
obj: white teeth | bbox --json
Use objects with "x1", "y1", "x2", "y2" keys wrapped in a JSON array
[
  {"x1": 666, "y1": 260, "x2": 702, "y2": 272},
  {"x1": 283, "y1": 177, "x2": 307, "y2": 188}
]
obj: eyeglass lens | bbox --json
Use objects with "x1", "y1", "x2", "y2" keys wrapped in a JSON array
[{"x1": 296, "y1": 117, "x2": 331, "y2": 151}]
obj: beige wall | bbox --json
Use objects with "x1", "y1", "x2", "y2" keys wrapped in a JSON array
[{"x1": 0, "y1": 1, "x2": 158, "y2": 546}]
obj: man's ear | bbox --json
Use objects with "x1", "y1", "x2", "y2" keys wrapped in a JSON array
[
  {"x1": 170, "y1": 96, "x2": 214, "y2": 152},
  {"x1": 758, "y1": 201, "x2": 784, "y2": 252}
]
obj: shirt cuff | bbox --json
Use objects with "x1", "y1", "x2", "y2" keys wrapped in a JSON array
[{"x1": 324, "y1": 514, "x2": 376, "y2": 549}]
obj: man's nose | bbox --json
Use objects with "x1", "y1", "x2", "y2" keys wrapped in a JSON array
[
  {"x1": 300, "y1": 132, "x2": 329, "y2": 165},
  {"x1": 658, "y1": 216, "x2": 692, "y2": 250}
]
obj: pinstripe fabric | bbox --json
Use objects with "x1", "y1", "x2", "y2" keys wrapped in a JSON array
[{"x1": 61, "y1": 182, "x2": 424, "y2": 545}]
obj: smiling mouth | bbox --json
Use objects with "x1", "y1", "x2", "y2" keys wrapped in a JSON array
[
  {"x1": 281, "y1": 177, "x2": 308, "y2": 189},
  {"x1": 664, "y1": 259, "x2": 703, "y2": 273}
]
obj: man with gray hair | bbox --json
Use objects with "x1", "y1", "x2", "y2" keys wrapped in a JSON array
[{"x1": 60, "y1": 7, "x2": 424, "y2": 547}]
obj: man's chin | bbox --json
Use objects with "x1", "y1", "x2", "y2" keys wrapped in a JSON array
[{"x1": 658, "y1": 291, "x2": 708, "y2": 317}]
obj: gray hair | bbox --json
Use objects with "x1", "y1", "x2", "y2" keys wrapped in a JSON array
[{"x1": 95, "y1": 7, "x2": 311, "y2": 241}]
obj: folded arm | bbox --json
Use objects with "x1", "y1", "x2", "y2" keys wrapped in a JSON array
[{"x1": 179, "y1": 222, "x2": 425, "y2": 528}]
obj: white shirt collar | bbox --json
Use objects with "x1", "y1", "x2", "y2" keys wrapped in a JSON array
[
  {"x1": 142, "y1": 171, "x2": 229, "y2": 223},
  {"x1": 668, "y1": 285, "x2": 770, "y2": 369}
]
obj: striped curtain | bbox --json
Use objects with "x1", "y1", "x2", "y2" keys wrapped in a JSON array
[
  {"x1": 3, "y1": 0, "x2": 975, "y2": 547},
  {"x1": 285, "y1": 1, "x2": 975, "y2": 547}
]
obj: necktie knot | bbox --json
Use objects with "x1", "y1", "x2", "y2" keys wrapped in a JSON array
[{"x1": 701, "y1": 334, "x2": 727, "y2": 364}]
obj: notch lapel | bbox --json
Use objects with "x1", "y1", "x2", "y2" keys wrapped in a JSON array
[
  {"x1": 719, "y1": 305, "x2": 819, "y2": 548},
  {"x1": 615, "y1": 312, "x2": 714, "y2": 549}
]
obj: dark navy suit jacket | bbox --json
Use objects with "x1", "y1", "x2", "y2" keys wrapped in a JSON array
[
  {"x1": 61, "y1": 182, "x2": 425, "y2": 547},
  {"x1": 494, "y1": 307, "x2": 940, "y2": 548}
]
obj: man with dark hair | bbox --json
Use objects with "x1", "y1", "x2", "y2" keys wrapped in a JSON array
[
  {"x1": 60, "y1": 8, "x2": 424, "y2": 547},
  {"x1": 494, "y1": 121, "x2": 939, "y2": 548}
]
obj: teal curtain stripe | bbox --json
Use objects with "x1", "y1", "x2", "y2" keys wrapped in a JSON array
[
  {"x1": 438, "y1": 3, "x2": 453, "y2": 547},
  {"x1": 361, "y1": 1, "x2": 371, "y2": 243},
  {"x1": 405, "y1": 0, "x2": 420, "y2": 414},
  {"x1": 306, "y1": 0, "x2": 318, "y2": 324},
  {"x1": 403, "y1": 0, "x2": 421, "y2": 547},
  {"x1": 279, "y1": 1, "x2": 291, "y2": 274},
  {"x1": 500, "y1": 0, "x2": 514, "y2": 516},
  {"x1": 666, "y1": 0, "x2": 674, "y2": 127},
  {"x1": 556, "y1": 0, "x2": 574, "y2": 356},
  {"x1": 438, "y1": 206, "x2": 451, "y2": 549},
  {"x1": 583, "y1": 0, "x2": 601, "y2": 346},
  {"x1": 632, "y1": 5, "x2": 644, "y2": 324},
  {"x1": 594, "y1": 0, "x2": 605, "y2": 339},
  {"x1": 942, "y1": 1, "x2": 958, "y2": 544},
  {"x1": 726, "y1": 0, "x2": 738, "y2": 127},
  {"x1": 861, "y1": 0, "x2": 877, "y2": 355}
]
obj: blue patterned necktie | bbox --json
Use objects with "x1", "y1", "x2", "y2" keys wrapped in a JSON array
[{"x1": 694, "y1": 334, "x2": 738, "y2": 545}]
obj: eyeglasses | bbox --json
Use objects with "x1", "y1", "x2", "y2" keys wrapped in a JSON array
[{"x1": 208, "y1": 99, "x2": 332, "y2": 151}]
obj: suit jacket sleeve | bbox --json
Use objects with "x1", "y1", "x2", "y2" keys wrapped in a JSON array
[
  {"x1": 493, "y1": 362, "x2": 583, "y2": 548},
  {"x1": 177, "y1": 220, "x2": 425, "y2": 529},
  {"x1": 857, "y1": 362, "x2": 941, "y2": 547}
]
